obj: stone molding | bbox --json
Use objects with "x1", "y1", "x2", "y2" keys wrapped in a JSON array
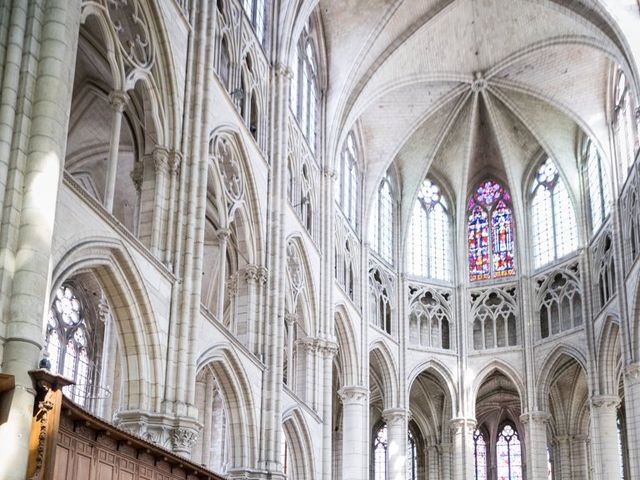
[
  {"x1": 624, "y1": 362, "x2": 640, "y2": 385},
  {"x1": 448, "y1": 417, "x2": 476, "y2": 435},
  {"x1": 108, "y1": 90, "x2": 129, "y2": 112}
]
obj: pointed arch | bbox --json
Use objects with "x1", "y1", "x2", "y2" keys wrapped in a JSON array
[
  {"x1": 51, "y1": 238, "x2": 164, "y2": 412},
  {"x1": 597, "y1": 317, "x2": 623, "y2": 396},
  {"x1": 536, "y1": 344, "x2": 589, "y2": 412},
  {"x1": 282, "y1": 408, "x2": 317, "y2": 480},
  {"x1": 407, "y1": 360, "x2": 458, "y2": 415},
  {"x1": 196, "y1": 345, "x2": 259, "y2": 469},
  {"x1": 334, "y1": 305, "x2": 360, "y2": 387},
  {"x1": 369, "y1": 342, "x2": 398, "y2": 410},
  {"x1": 471, "y1": 360, "x2": 525, "y2": 414}
]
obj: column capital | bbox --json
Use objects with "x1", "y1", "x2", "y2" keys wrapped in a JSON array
[
  {"x1": 241, "y1": 264, "x2": 260, "y2": 283},
  {"x1": 216, "y1": 228, "x2": 231, "y2": 241},
  {"x1": 448, "y1": 417, "x2": 476, "y2": 435},
  {"x1": 590, "y1": 394, "x2": 620, "y2": 410},
  {"x1": 108, "y1": 90, "x2": 129, "y2": 112},
  {"x1": 382, "y1": 408, "x2": 408, "y2": 427},
  {"x1": 152, "y1": 146, "x2": 170, "y2": 173},
  {"x1": 520, "y1": 410, "x2": 550, "y2": 425},
  {"x1": 338, "y1": 385, "x2": 368, "y2": 405},
  {"x1": 284, "y1": 312, "x2": 298, "y2": 326},
  {"x1": 169, "y1": 151, "x2": 182, "y2": 174},
  {"x1": 275, "y1": 62, "x2": 293, "y2": 79},
  {"x1": 322, "y1": 167, "x2": 337, "y2": 180},
  {"x1": 624, "y1": 362, "x2": 640, "y2": 385}
]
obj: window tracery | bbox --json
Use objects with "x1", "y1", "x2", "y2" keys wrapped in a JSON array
[
  {"x1": 242, "y1": 0, "x2": 266, "y2": 44},
  {"x1": 373, "y1": 423, "x2": 389, "y2": 480},
  {"x1": 496, "y1": 424, "x2": 522, "y2": 480},
  {"x1": 468, "y1": 180, "x2": 515, "y2": 281},
  {"x1": 530, "y1": 157, "x2": 578, "y2": 269},
  {"x1": 471, "y1": 286, "x2": 519, "y2": 350},
  {"x1": 369, "y1": 266, "x2": 393, "y2": 334},
  {"x1": 335, "y1": 220, "x2": 359, "y2": 301},
  {"x1": 407, "y1": 428, "x2": 417, "y2": 480},
  {"x1": 592, "y1": 232, "x2": 617, "y2": 312},
  {"x1": 45, "y1": 283, "x2": 111, "y2": 410},
  {"x1": 336, "y1": 131, "x2": 360, "y2": 230},
  {"x1": 613, "y1": 68, "x2": 640, "y2": 179},
  {"x1": 369, "y1": 172, "x2": 394, "y2": 264},
  {"x1": 535, "y1": 263, "x2": 582, "y2": 339},
  {"x1": 473, "y1": 428, "x2": 487, "y2": 480},
  {"x1": 408, "y1": 178, "x2": 451, "y2": 281},
  {"x1": 287, "y1": 123, "x2": 318, "y2": 239},
  {"x1": 408, "y1": 286, "x2": 451, "y2": 350},
  {"x1": 290, "y1": 19, "x2": 320, "y2": 152},
  {"x1": 620, "y1": 162, "x2": 640, "y2": 269},
  {"x1": 584, "y1": 139, "x2": 611, "y2": 233}
]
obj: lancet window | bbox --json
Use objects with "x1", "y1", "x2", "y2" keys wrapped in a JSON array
[
  {"x1": 369, "y1": 172, "x2": 394, "y2": 264},
  {"x1": 496, "y1": 424, "x2": 522, "y2": 480},
  {"x1": 536, "y1": 266, "x2": 582, "y2": 339},
  {"x1": 408, "y1": 178, "x2": 451, "y2": 281},
  {"x1": 473, "y1": 428, "x2": 487, "y2": 480},
  {"x1": 468, "y1": 180, "x2": 515, "y2": 281},
  {"x1": 613, "y1": 68, "x2": 639, "y2": 178},
  {"x1": 291, "y1": 19, "x2": 320, "y2": 152},
  {"x1": 369, "y1": 267, "x2": 392, "y2": 334},
  {"x1": 471, "y1": 287, "x2": 518, "y2": 350},
  {"x1": 530, "y1": 157, "x2": 578, "y2": 269},
  {"x1": 584, "y1": 139, "x2": 611, "y2": 233},
  {"x1": 337, "y1": 131, "x2": 360, "y2": 229},
  {"x1": 242, "y1": 0, "x2": 266, "y2": 44},
  {"x1": 408, "y1": 287, "x2": 451, "y2": 350}
]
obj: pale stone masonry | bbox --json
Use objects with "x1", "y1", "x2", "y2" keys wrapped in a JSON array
[{"x1": 0, "y1": 1, "x2": 640, "y2": 480}]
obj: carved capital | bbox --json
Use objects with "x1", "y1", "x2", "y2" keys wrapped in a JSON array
[
  {"x1": 520, "y1": 410, "x2": 550, "y2": 425},
  {"x1": 383, "y1": 408, "x2": 408, "y2": 428},
  {"x1": 171, "y1": 426, "x2": 199, "y2": 454},
  {"x1": 257, "y1": 266, "x2": 269, "y2": 285},
  {"x1": 338, "y1": 385, "x2": 368, "y2": 405},
  {"x1": 319, "y1": 340, "x2": 338, "y2": 358},
  {"x1": 130, "y1": 161, "x2": 144, "y2": 192},
  {"x1": 275, "y1": 62, "x2": 293, "y2": 79},
  {"x1": 169, "y1": 151, "x2": 182, "y2": 175},
  {"x1": 242, "y1": 264, "x2": 259, "y2": 283},
  {"x1": 591, "y1": 395, "x2": 620, "y2": 410},
  {"x1": 284, "y1": 312, "x2": 298, "y2": 326},
  {"x1": 448, "y1": 417, "x2": 476, "y2": 436},
  {"x1": 153, "y1": 147, "x2": 170, "y2": 174},
  {"x1": 624, "y1": 362, "x2": 640, "y2": 385},
  {"x1": 109, "y1": 90, "x2": 129, "y2": 112},
  {"x1": 322, "y1": 167, "x2": 337, "y2": 180},
  {"x1": 216, "y1": 228, "x2": 231, "y2": 242}
]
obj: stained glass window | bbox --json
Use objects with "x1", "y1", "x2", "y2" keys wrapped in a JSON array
[
  {"x1": 473, "y1": 428, "x2": 487, "y2": 480},
  {"x1": 408, "y1": 178, "x2": 451, "y2": 281},
  {"x1": 407, "y1": 429, "x2": 417, "y2": 480},
  {"x1": 496, "y1": 424, "x2": 522, "y2": 480},
  {"x1": 45, "y1": 285, "x2": 93, "y2": 406},
  {"x1": 468, "y1": 180, "x2": 515, "y2": 281},
  {"x1": 373, "y1": 423, "x2": 388, "y2": 480},
  {"x1": 530, "y1": 157, "x2": 578, "y2": 269},
  {"x1": 585, "y1": 140, "x2": 611, "y2": 233},
  {"x1": 242, "y1": 0, "x2": 267, "y2": 43}
]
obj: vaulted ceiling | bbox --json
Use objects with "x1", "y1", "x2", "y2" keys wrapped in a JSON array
[{"x1": 317, "y1": 0, "x2": 638, "y2": 228}]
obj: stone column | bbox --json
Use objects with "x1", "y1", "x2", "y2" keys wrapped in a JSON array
[
  {"x1": 104, "y1": 90, "x2": 128, "y2": 212},
  {"x1": 624, "y1": 363, "x2": 640, "y2": 479},
  {"x1": 440, "y1": 443, "x2": 452, "y2": 480},
  {"x1": 163, "y1": 152, "x2": 182, "y2": 266},
  {"x1": 570, "y1": 435, "x2": 589, "y2": 480},
  {"x1": 449, "y1": 418, "x2": 475, "y2": 480},
  {"x1": 590, "y1": 395, "x2": 622, "y2": 480},
  {"x1": 0, "y1": 1, "x2": 81, "y2": 479},
  {"x1": 320, "y1": 342, "x2": 337, "y2": 480},
  {"x1": 200, "y1": 372, "x2": 216, "y2": 467},
  {"x1": 554, "y1": 435, "x2": 571, "y2": 480},
  {"x1": 384, "y1": 408, "x2": 407, "y2": 480},
  {"x1": 338, "y1": 386, "x2": 368, "y2": 480},
  {"x1": 520, "y1": 411, "x2": 550, "y2": 480},
  {"x1": 426, "y1": 443, "x2": 440, "y2": 480},
  {"x1": 284, "y1": 313, "x2": 297, "y2": 387},
  {"x1": 214, "y1": 228, "x2": 230, "y2": 321}
]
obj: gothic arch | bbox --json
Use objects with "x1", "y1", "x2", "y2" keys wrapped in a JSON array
[
  {"x1": 597, "y1": 317, "x2": 623, "y2": 396},
  {"x1": 196, "y1": 344, "x2": 259, "y2": 468},
  {"x1": 50, "y1": 238, "x2": 163, "y2": 412},
  {"x1": 285, "y1": 235, "x2": 318, "y2": 335},
  {"x1": 471, "y1": 361, "x2": 525, "y2": 415},
  {"x1": 407, "y1": 360, "x2": 458, "y2": 415},
  {"x1": 369, "y1": 342, "x2": 399, "y2": 410},
  {"x1": 282, "y1": 408, "x2": 317, "y2": 480},
  {"x1": 536, "y1": 345, "x2": 589, "y2": 412},
  {"x1": 334, "y1": 305, "x2": 360, "y2": 387}
]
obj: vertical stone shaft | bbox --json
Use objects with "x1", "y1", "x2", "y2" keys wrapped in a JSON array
[
  {"x1": 103, "y1": 91, "x2": 127, "y2": 213},
  {"x1": 339, "y1": 386, "x2": 368, "y2": 480},
  {"x1": 590, "y1": 395, "x2": 622, "y2": 480}
]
